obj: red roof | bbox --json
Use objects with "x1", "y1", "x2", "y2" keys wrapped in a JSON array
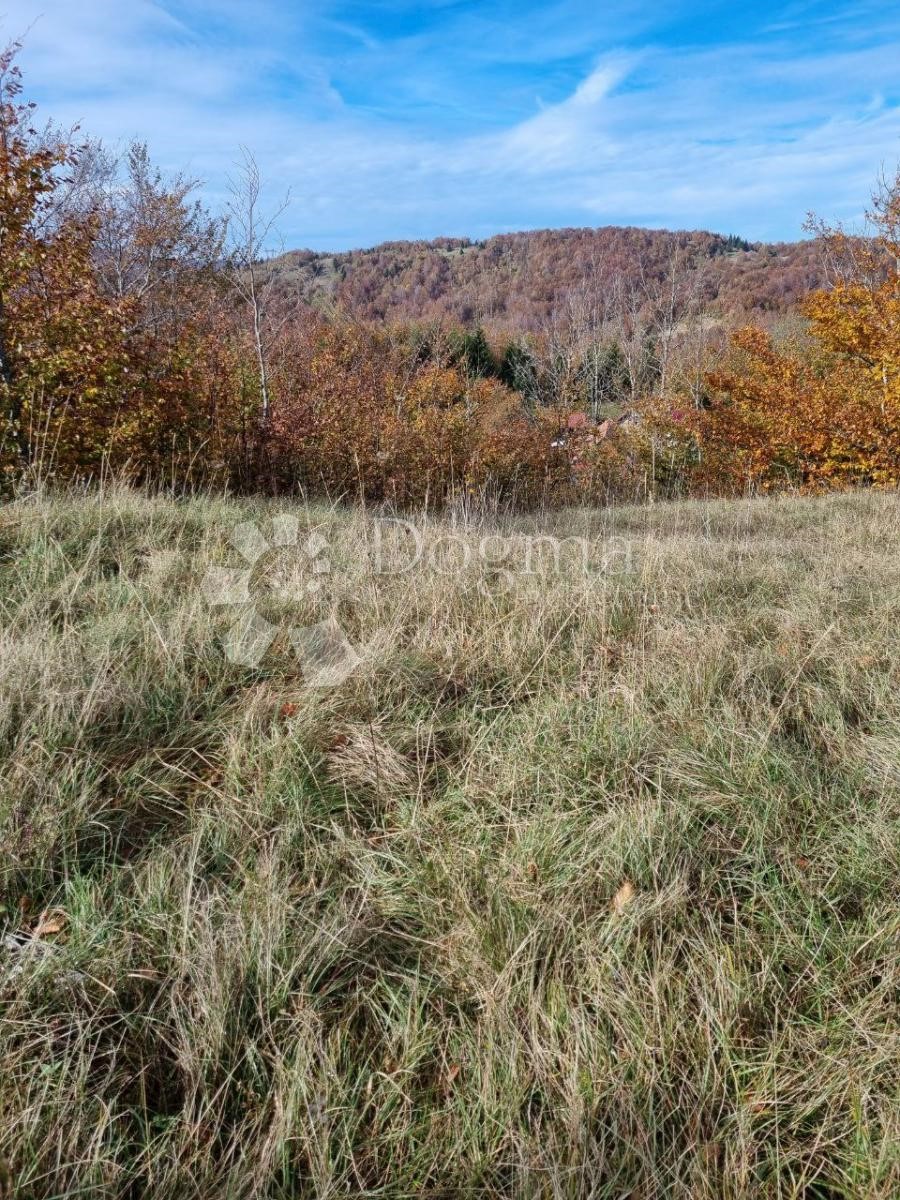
[{"x1": 566, "y1": 411, "x2": 590, "y2": 430}]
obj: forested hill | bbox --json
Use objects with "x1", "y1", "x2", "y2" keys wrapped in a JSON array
[{"x1": 274, "y1": 225, "x2": 825, "y2": 332}]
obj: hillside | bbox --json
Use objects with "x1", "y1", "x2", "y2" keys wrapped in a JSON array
[
  {"x1": 276, "y1": 225, "x2": 827, "y2": 332},
  {"x1": 2, "y1": 486, "x2": 898, "y2": 1197}
]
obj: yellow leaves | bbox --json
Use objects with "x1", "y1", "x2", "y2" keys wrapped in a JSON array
[
  {"x1": 700, "y1": 301, "x2": 900, "y2": 493},
  {"x1": 804, "y1": 280, "x2": 900, "y2": 382}
]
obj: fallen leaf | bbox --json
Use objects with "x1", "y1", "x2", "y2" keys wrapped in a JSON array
[
  {"x1": 279, "y1": 701, "x2": 298, "y2": 719},
  {"x1": 31, "y1": 909, "x2": 67, "y2": 938},
  {"x1": 611, "y1": 880, "x2": 636, "y2": 915},
  {"x1": 329, "y1": 733, "x2": 350, "y2": 751}
]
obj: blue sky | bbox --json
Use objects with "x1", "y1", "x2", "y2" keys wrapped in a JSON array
[{"x1": 8, "y1": 0, "x2": 900, "y2": 249}]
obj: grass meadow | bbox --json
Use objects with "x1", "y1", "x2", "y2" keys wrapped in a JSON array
[{"x1": 0, "y1": 485, "x2": 898, "y2": 1198}]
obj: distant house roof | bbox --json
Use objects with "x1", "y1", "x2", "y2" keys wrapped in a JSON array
[{"x1": 553, "y1": 410, "x2": 635, "y2": 449}]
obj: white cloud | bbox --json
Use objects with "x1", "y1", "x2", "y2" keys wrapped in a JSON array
[
  {"x1": 494, "y1": 57, "x2": 632, "y2": 170},
  {"x1": 5, "y1": 0, "x2": 900, "y2": 248}
]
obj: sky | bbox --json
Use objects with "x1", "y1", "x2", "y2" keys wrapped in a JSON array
[{"x1": 7, "y1": 0, "x2": 900, "y2": 250}]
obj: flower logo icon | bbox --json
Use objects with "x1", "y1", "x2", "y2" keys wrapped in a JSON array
[{"x1": 201, "y1": 516, "x2": 363, "y2": 686}]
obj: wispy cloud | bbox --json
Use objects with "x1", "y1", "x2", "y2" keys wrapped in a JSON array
[
  {"x1": 7, "y1": 0, "x2": 900, "y2": 248},
  {"x1": 493, "y1": 57, "x2": 633, "y2": 171}
]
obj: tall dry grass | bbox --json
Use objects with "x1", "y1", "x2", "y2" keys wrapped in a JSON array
[{"x1": 0, "y1": 484, "x2": 898, "y2": 1197}]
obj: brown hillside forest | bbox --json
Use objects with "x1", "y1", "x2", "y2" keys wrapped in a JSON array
[{"x1": 2, "y1": 43, "x2": 900, "y2": 505}]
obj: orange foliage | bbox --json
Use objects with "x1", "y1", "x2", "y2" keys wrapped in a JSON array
[
  {"x1": 697, "y1": 172, "x2": 900, "y2": 493},
  {"x1": 267, "y1": 320, "x2": 560, "y2": 505},
  {"x1": 0, "y1": 46, "x2": 241, "y2": 487},
  {"x1": 0, "y1": 45, "x2": 127, "y2": 480}
]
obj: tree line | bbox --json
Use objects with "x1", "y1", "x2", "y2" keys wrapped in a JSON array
[{"x1": 2, "y1": 42, "x2": 899, "y2": 504}]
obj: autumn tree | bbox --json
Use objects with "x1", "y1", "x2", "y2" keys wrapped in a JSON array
[
  {"x1": 0, "y1": 43, "x2": 136, "y2": 479},
  {"x1": 696, "y1": 170, "x2": 900, "y2": 492},
  {"x1": 0, "y1": 44, "x2": 244, "y2": 487}
]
